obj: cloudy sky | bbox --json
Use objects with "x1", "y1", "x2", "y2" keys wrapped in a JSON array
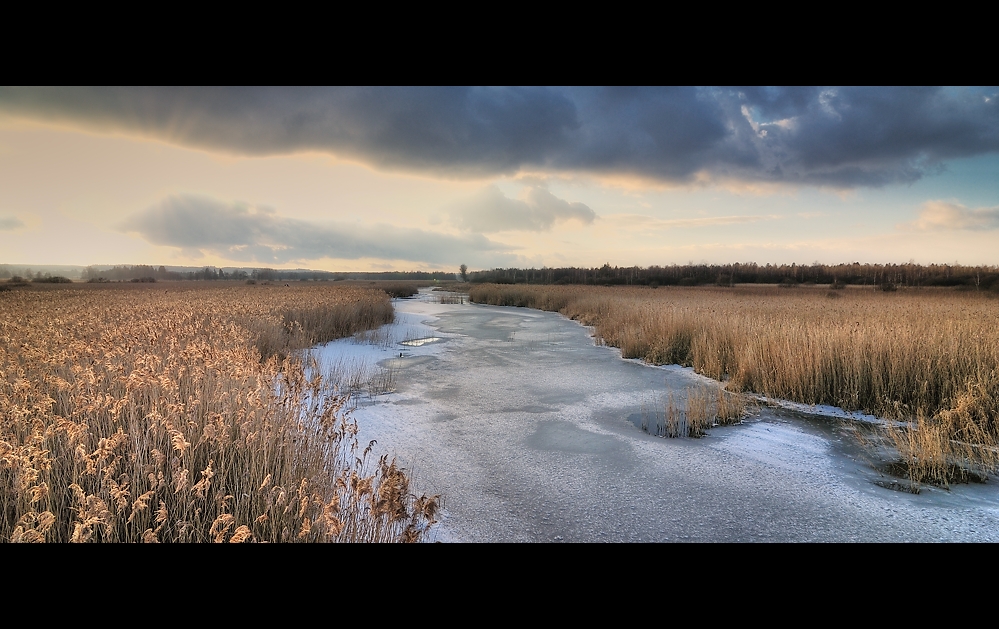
[{"x1": 1, "y1": 86, "x2": 997, "y2": 271}]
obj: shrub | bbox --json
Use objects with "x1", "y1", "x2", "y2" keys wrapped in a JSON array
[
  {"x1": 379, "y1": 283, "x2": 419, "y2": 298},
  {"x1": 32, "y1": 276, "x2": 72, "y2": 283}
]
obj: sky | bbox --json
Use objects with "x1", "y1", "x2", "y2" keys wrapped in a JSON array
[{"x1": 1, "y1": 86, "x2": 998, "y2": 272}]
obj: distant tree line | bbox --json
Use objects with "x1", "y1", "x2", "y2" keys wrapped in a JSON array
[
  {"x1": 7, "y1": 262, "x2": 996, "y2": 290},
  {"x1": 0, "y1": 268, "x2": 74, "y2": 283},
  {"x1": 252, "y1": 269, "x2": 453, "y2": 281},
  {"x1": 76, "y1": 266, "x2": 456, "y2": 283},
  {"x1": 0, "y1": 266, "x2": 75, "y2": 281},
  {"x1": 331, "y1": 271, "x2": 456, "y2": 281},
  {"x1": 468, "y1": 262, "x2": 999, "y2": 291},
  {"x1": 82, "y1": 266, "x2": 340, "y2": 282},
  {"x1": 83, "y1": 265, "x2": 245, "y2": 282}
]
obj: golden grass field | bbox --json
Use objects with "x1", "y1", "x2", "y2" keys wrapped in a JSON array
[
  {"x1": 468, "y1": 283, "x2": 999, "y2": 486},
  {"x1": 0, "y1": 282, "x2": 440, "y2": 542}
]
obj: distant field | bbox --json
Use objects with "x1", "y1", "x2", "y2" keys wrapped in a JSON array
[
  {"x1": 0, "y1": 283, "x2": 439, "y2": 542},
  {"x1": 469, "y1": 283, "x2": 999, "y2": 485}
]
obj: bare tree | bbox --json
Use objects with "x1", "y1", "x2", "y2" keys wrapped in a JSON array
[{"x1": 459, "y1": 264, "x2": 468, "y2": 282}]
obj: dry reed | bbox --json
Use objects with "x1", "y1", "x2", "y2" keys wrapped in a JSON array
[
  {"x1": 642, "y1": 385, "x2": 748, "y2": 438},
  {"x1": 435, "y1": 293, "x2": 466, "y2": 305},
  {"x1": 0, "y1": 283, "x2": 439, "y2": 542}
]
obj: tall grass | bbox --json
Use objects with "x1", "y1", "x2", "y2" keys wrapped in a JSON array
[
  {"x1": 469, "y1": 283, "x2": 999, "y2": 483},
  {"x1": 642, "y1": 386, "x2": 748, "y2": 438},
  {"x1": 0, "y1": 284, "x2": 439, "y2": 542}
]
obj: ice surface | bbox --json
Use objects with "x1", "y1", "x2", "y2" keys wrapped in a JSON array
[{"x1": 307, "y1": 289, "x2": 999, "y2": 542}]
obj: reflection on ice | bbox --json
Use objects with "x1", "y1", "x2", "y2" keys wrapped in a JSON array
[{"x1": 400, "y1": 336, "x2": 443, "y2": 347}]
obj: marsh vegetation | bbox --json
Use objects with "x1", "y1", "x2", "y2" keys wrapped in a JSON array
[
  {"x1": 640, "y1": 385, "x2": 749, "y2": 438},
  {"x1": 0, "y1": 283, "x2": 440, "y2": 542}
]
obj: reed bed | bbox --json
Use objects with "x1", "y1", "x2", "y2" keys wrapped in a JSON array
[
  {"x1": 435, "y1": 293, "x2": 466, "y2": 305},
  {"x1": 0, "y1": 284, "x2": 440, "y2": 542},
  {"x1": 642, "y1": 386, "x2": 748, "y2": 438},
  {"x1": 469, "y1": 283, "x2": 999, "y2": 484}
]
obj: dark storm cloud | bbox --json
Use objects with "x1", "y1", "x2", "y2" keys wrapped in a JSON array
[
  {"x1": 4, "y1": 86, "x2": 998, "y2": 187},
  {"x1": 558, "y1": 87, "x2": 750, "y2": 178},
  {"x1": 736, "y1": 86, "x2": 823, "y2": 120},
  {"x1": 0, "y1": 87, "x2": 579, "y2": 176},
  {"x1": 748, "y1": 87, "x2": 999, "y2": 186},
  {"x1": 450, "y1": 185, "x2": 596, "y2": 232},
  {"x1": 119, "y1": 195, "x2": 517, "y2": 267}
]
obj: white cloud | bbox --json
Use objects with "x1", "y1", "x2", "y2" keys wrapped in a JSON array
[
  {"x1": 449, "y1": 185, "x2": 596, "y2": 232},
  {"x1": 119, "y1": 194, "x2": 518, "y2": 267},
  {"x1": 910, "y1": 200, "x2": 999, "y2": 231}
]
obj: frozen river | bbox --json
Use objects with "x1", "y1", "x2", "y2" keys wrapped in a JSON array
[{"x1": 310, "y1": 289, "x2": 999, "y2": 542}]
